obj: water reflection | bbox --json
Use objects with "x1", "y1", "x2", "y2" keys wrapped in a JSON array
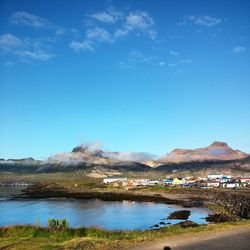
[{"x1": 0, "y1": 187, "x2": 211, "y2": 230}]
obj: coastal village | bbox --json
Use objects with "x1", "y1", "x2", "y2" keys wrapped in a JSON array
[{"x1": 103, "y1": 174, "x2": 250, "y2": 189}]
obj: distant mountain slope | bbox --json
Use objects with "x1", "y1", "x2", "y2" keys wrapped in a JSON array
[
  {"x1": 159, "y1": 141, "x2": 248, "y2": 163},
  {"x1": 155, "y1": 156, "x2": 250, "y2": 174},
  {"x1": 36, "y1": 145, "x2": 152, "y2": 173},
  {"x1": 0, "y1": 158, "x2": 42, "y2": 173}
]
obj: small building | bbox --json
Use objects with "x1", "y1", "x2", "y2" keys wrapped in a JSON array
[
  {"x1": 220, "y1": 176, "x2": 231, "y2": 183},
  {"x1": 111, "y1": 181, "x2": 128, "y2": 188},
  {"x1": 172, "y1": 178, "x2": 185, "y2": 185},
  {"x1": 208, "y1": 173, "x2": 223, "y2": 180},
  {"x1": 221, "y1": 182, "x2": 240, "y2": 189},
  {"x1": 148, "y1": 180, "x2": 160, "y2": 186},
  {"x1": 187, "y1": 177, "x2": 200, "y2": 184},
  {"x1": 135, "y1": 179, "x2": 149, "y2": 186},
  {"x1": 206, "y1": 181, "x2": 220, "y2": 188},
  {"x1": 103, "y1": 178, "x2": 128, "y2": 184},
  {"x1": 127, "y1": 179, "x2": 150, "y2": 187},
  {"x1": 164, "y1": 178, "x2": 173, "y2": 185},
  {"x1": 240, "y1": 177, "x2": 250, "y2": 183}
]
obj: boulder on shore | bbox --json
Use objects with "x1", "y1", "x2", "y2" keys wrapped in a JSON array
[
  {"x1": 168, "y1": 210, "x2": 191, "y2": 220},
  {"x1": 177, "y1": 220, "x2": 199, "y2": 228},
  {"x1": 205, "y1": 213, "x2": 236, "y2": 223}
]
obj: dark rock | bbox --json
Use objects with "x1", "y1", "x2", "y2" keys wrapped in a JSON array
[
  {"x1": 168, "y1": 210, "x2": 191, "y2": 220},
  {"x1": 183, "y1": 201, "x2": 203, "y2": 208},
  {"x1": 159, "y1": 221, "x2": 166, "y2": 225},
  {"x1": 177, "y1": 220, "x2": 199, "y2": 228},
  {"x1": 153, "y1": 224, "x2": 159, "y2": 227},
  {"x1": 205, "y1": 213, "x2": 236, "y2": 223}
]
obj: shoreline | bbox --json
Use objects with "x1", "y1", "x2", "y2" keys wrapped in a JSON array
[
  {"x1": 19, "y1": 183, "x2": 250, "y2": 218},
  {"x1": 19, "y1": 183, "x2": 203, "y2": 208}
]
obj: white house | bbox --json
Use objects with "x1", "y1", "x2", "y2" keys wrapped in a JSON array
[
  {"x1": 208, "y1": 174, "x2": 223, "y2": 179},
  {"x1": 220, "y1": 176, "x2": 231, "y2": 183},
  {"x1": 103, "y1": 178, "x2": 128, "y2": 184},
  {"x1": 148, "y1": 180, "x2": 161, "y2": 186},
  {"x1": 135, "y1": 179, "x2": 150, "y2": 186},
  {"x1": 207, "y1": 181, "x2": 220, "y2": 188},
  {"x1": 221, "y1": 182, "x2": 240, "y2": 189}
]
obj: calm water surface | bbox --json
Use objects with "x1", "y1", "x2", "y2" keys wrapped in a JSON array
[{"x1": 0, "y1": 186, "x2": 211, "y2": 230}]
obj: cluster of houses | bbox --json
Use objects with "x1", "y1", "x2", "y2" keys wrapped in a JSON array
[
  {"x1": 103, "y1": 174, "x2": 250, "y2": 189},
  {"x1": 205, "y1": 174, "x2": 250, "y2": 188},
  {"x1": 103, "y1": 177, "x2": 161, "y2": 188}
]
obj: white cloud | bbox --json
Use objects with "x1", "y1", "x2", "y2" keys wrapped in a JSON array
[
  {"x1": 126, "y1": 12, "x2": 154, "y2": 29},
  {"x1": 179, "y1": 15, "x2": 222, "y2": 27},
  {"x1": 14, "y1": 50, "x2": 55, "y2": 61},
  {"x1": 89, "y1": 8, "x2": 122, "y2": 24},
  {"x1": 120, "y1": 50, "x2": 160, "y2": 69},
  {"x1": 169, "y1": 50, "x2": 179, "y2": 56},
  {"x1": 0, "y1": 34, "x2": 22, "y2": 51},
  {"x1": 194, "y1": 16, "x2": 221, "y2": 27},
  {"x1": 9, "y1": 11, "x2": 73, "y2": 37},
  {"x1": 104, "y1": 151, "x2": 157, "y2": 162},
  {"x1": 86, "y1": 27, "x2": 112, "y2": 42},
  {"x1": 70, "y1": 27, "x2": 111, "y2": 52},
  {"x1": 0, "y1": 33, "x2": 56, "y2": 62},
  {"x1": 88, "y1": 6, "x2": 156, "y2": 40},
  {"x1": 114, "y1": 11, "x2": 156, "y2": 40},
  {"x1": 71, "y1": 9, "x2": 156, "y2": 52},
  {"x1": 129, "y1": 50, "x2": 144, "y2": 58},
  {"x1": 55, "y1": 28, "x2": 67, "y2": 36},
  {"x1": 231, "y1": 46, "x2": 247, "y2": 53},
  {"x1": 70, "y1": 40, "x2": 94, "y2": 52},
  {"x1": 10, "y1": 11, "x2": 55, "y2": 29},
  {"x1": 168, "y1": 59, "x2": 193, "y2": 67},
  {"x1": 180, "y1": 59, "x2": 193, "y2": 64},
  {"x1": 119, "y1": 61, "x2": 135, "y2": 69}
]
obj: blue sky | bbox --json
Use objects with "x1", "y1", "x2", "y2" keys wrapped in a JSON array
[{"x1": 0, "y1": 0, "x2": 249, "y2": 159}]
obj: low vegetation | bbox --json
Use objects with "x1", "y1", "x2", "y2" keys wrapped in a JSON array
[
  {"x1": 48, "y1": 218, "x2": 69, "y2": 231},
  {"x1": 0, "y1": 220, "x2": 250, "y2": 250}
]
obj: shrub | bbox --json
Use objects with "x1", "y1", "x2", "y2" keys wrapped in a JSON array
[{"x1": 48, "y1": 218, "x2": 69, "y2": 231}]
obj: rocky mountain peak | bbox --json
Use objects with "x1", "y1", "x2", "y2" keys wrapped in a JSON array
[
  {"x1": 160, "y1": 141, "x2": 248, "y2": 163},
  {"x1": 209, "y1": 141, "x2": 229, "y2": 148},
  {"x1": 71, "y1": 145, "x2": 104, "y2": 157}
]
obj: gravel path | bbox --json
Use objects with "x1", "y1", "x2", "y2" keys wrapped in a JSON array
[{"x1": 125, "y1": 226, "x2": 250, "y2": 250}]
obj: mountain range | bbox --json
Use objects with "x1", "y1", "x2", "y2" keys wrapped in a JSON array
[{"x1": 0, "y1": 141, "x2": 249, "y2": 177}]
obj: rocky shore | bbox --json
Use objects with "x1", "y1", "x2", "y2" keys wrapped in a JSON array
[
  {"x1": 20, "y1": 183, "x2": 250, "y2": 219},
  {"x1": 20, "y1": 183, "x2": 188, "y2": 205}
]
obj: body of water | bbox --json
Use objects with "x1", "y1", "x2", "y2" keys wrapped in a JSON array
[{"x1": 0, "y1": 186, "x2": 211, "y2": 230}]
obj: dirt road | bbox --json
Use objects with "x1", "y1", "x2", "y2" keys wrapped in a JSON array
[{"x1": 125, "y1": 226, "x2": 250, "y2": 250}]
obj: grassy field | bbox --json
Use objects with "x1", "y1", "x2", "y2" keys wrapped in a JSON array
[
  {"x1": 0, "y1": 171, "x2": 103, "y2": 186},
  {"x1": 1, "y1": 220, "x2": 250, "y2": 250}
]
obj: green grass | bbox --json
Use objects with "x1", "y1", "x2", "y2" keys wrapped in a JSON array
[
  {"x1": 1, "y1": 220, "x2": 250, "y2": 250},
  {"x1": 0, "y1": 171, "x2": 102, "y2": 187},
  {"x1": 204, "y1": 203, "x2": 233, "y2": 215}
]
